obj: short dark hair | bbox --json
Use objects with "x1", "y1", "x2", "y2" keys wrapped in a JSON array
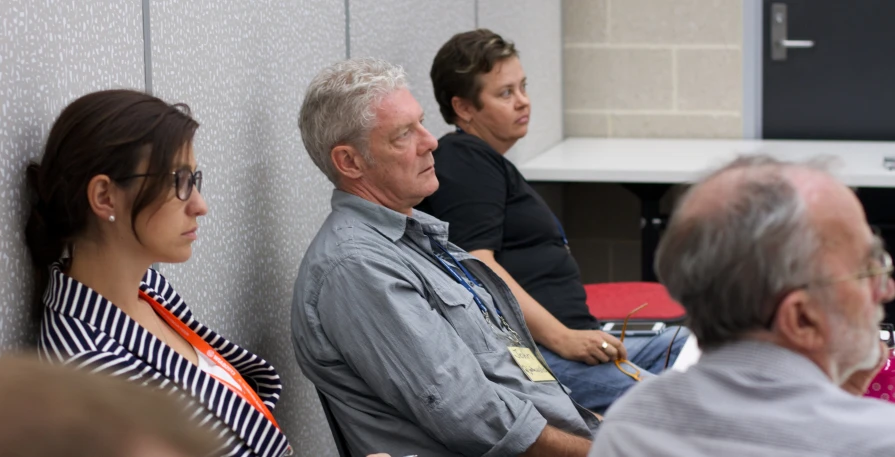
[
  {"x1": 25, "y1": 89, "x2": 198, "y2": 322},
  {"x1": 430, "y1": 29, "x2": 518, "y2": 124}
]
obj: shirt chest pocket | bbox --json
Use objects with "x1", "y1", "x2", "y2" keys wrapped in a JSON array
[{"x1": 431, "y1": 283, "x2": 497, "y2": 355}]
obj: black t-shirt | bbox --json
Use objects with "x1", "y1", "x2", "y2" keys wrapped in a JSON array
[{"x1": 417, "y1": 132, "x2": 600, "y2": 330}]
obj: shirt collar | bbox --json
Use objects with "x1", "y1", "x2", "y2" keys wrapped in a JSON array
[
  {"x1": 330, "y1": 189, "x2": 450, "y2": 244},
  {"x1": 43, "y1": 262, "x2": 188, "y2": 343},
  {"x1": 699, "y1": 340, "x2": 831, "y2": 384}
]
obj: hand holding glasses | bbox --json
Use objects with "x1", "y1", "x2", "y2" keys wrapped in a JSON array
[
  {"x1": 613, "y1": 302, "x2": 683, "y2": 382},
  {"x1": 613, "y1": 303, "x2": 649, "y2": 382}
]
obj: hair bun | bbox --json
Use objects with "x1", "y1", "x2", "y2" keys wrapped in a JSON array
[{"x1": 24, "y1": 163, "x2": 64, "y2": 269}]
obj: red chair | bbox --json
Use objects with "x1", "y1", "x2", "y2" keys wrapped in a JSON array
[{"x1": 584, "y1": 282, "x2": 686, "y2": 323}]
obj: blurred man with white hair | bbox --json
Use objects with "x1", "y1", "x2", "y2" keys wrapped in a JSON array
[{"x1": 590, "y1": 155, "x2": 895, "y2": 457}]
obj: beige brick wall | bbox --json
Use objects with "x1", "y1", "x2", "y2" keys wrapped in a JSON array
[
  {"x1": 557, "y1": 0, "x2": 744, "y2": 284},
  {"x1": 563, "y1": 0, "x2": 744, "y2": 138}
]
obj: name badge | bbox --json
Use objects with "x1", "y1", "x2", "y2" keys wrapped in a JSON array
[{"x1": 508, "y1": 346, "x2": 556, "y2": 382}]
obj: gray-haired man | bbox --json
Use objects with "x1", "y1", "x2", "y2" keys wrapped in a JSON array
[
  {"x1": 291, "y1": 58, "x2": 598, "y2": 457},
  {"x1": 590, "y1": 156, "x2": 895, "y2": 457}
]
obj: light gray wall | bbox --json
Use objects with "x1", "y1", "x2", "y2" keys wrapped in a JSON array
[
  {"x1": 350, "y1": 0, "x2": 476, "y2": 138},
  {"x1": 0, "y1": 0, "x2": 145, "y2": 350},
  {"x1": 0, "y1": 1, "x2": 562, "y2": 455}
]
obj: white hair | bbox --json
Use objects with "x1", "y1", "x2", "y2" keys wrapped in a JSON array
[
  {"x1": 298, "y1": 58, "x2": 408, "y2": 184},
  {"x1": 656, "y1": 155, "x2": 832, "y2": 349}
]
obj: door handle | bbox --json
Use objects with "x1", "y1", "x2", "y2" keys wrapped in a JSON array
[
  {"x1": 770, "y1": 3, "x2": 815, "y2": 61},
  {"x1": 780, "y1": 39, "x2": 815, "y2": 49}
]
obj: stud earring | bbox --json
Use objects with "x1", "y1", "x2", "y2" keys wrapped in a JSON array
[{"x1": 108, "y1": 215, "x2": 116, "y2": 223}]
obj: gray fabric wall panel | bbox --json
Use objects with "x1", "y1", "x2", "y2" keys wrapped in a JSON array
[
  {"x1": 149, "y1": 1, "x2": 343, "y2": 455},
  {"x1": 349, "y1": 0, "x2": 476, "y2": 139},
  {"x1": 0, "y1": 0, "x2": 145, "y2": 350},
  {"x1": 479, "y1": 0, "x2": 564, "y2": 163}
]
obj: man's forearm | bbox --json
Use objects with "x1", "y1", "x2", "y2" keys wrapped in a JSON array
[{"x1": 521, "y1": 425, "x2": 592, "y2": 457}]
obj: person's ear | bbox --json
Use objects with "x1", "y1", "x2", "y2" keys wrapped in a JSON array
[
  {"x1": 773, "y1": 289, "x2": 829, "y2": 351},
  {"x1": 331, "y1": 144, "x2": 368, "y2": 181},
  {"x1": 86, "y1": 175, "x2": 118, "y2": 223},
  {"x1": 451, "y1": 96, "x2": 477, "y2": 125}
]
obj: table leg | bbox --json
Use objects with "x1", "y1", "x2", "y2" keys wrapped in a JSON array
[{"x1": 622, "y1": 184, "x2": 672, "y2": 282}]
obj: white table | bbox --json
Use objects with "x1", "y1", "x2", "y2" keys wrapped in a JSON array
[
  {"x1": 518, "y1": 138, "x2": 895, "y2": 187},
  {"x1": 517, "y1": 138, "x2": 895, "y2": 280}
]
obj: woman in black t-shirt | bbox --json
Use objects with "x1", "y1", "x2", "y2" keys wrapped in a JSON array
[{"x1": 418, "y1": 29, "x2": 689, "y2": 413}]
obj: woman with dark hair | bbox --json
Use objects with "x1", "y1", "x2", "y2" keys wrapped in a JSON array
[
  {"x1": 27, "y1": 89, "x2": 291, "y2": 457},
  {"x1": 418, "y1": 29, "x2": 689, "y2": 414}
]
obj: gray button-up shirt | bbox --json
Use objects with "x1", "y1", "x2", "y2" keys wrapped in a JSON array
[
  {"x1": 590, "y1": 340, "x2": 895, "y2": 457},
  {"x1": 292, "y1": 190, "x2": 598, "y2": 457}
]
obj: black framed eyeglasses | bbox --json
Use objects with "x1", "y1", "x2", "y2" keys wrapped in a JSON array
[{"x1": 116, "y1": 168, "x2": 203, "y2": 201}]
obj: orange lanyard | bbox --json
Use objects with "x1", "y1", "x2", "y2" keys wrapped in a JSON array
[{"x1": 139, "y1": 290, "x2": 282, "y2": 431}]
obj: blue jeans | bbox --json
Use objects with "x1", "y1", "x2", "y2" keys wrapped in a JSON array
[{"x1": 538, "y1": 326, "x2": 690, "y2": 414}]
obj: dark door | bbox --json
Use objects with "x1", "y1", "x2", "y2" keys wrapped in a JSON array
[
  {"x1": 762, "y1": 0, "x2": 895, "y2": 321},
  {"x1": 763, "y1": 0, "x2": 895, "y2": 140}
]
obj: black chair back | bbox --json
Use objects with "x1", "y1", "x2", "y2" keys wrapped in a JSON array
[{"x1": 317, "y1": 389, "x2": 351, "y2": 457}]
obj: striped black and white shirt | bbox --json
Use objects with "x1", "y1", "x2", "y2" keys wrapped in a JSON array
[{"x1": 38, "y1": 263, "x2": 292, "y2": 457}]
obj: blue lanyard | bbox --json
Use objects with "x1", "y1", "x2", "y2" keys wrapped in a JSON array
[
  {"x1": 428, "y1": 236, "x2": 521, "y2": 344},
  {"x1": 428, "y1": 236, "x2": 497, "y2": 318},
  {"x1": 552, "y1": 214, "x2": 568, "y2": 245}
]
